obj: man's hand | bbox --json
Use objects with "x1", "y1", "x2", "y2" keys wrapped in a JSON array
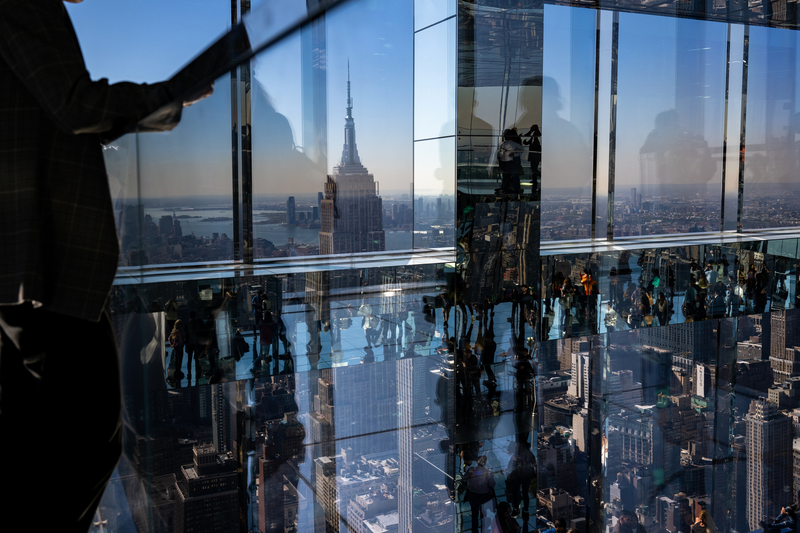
[{"x1": 183, "y1": 82, "x2": 214, "y2": 107}]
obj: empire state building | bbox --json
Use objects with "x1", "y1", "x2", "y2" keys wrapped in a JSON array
[{"x1": 319, "y1": 66, "x2": 385, "y2": 255}]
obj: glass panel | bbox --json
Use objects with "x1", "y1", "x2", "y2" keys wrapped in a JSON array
[
  {"x1": 615, "y1": 13, "x2": 726, "y2": 237},
  {"x1": 457, "y1": 86, "x2": 497, "y2": 196},
  {"x1": 105, "y1": 133, "x2": 142, "y2": 269},
  {"x1": 133, "y1": 72, "x2": 234, "y2": 266},
  {"x1": 414, "y1": 136, "x2": 456, "y2": 249},
  {"x1": 251, "y1": 0, "x2": 414, "y2": 258},
  {"x1": 243, "y1": 0, "x2": 309, "y2": 52},
  {"x1": 742, "y1": 26, "x2": 800, "y2": 230},
  {"x1": 83, "y1": 1, "x2": 800, "y2": 531},
  {"x1": 414, "y1": 17, "x2": 457, "y2": 140},
  {"x1": 415, "y1": 0, "x2": 456, "y2": 31},
  {"x1": 541, "y1": 5, "x2": 596, "y2": 241},
  {"x1": 594, "y1": 10, "x2": 613, "y2": 240},
  {"x1": 723, "y1": 24, "x2": 746, "y2": 232},
  {"x1": 66, "y1": 1, "x2": 230, "y2": 84}
]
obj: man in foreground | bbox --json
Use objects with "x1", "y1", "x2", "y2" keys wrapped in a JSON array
[{"x1": 0, "y1": 0, "x2": 208, "y2": 528}]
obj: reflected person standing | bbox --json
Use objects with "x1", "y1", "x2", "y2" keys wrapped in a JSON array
[
  {"x1": 0, "y1": 0, "x2": 210, "y2": 528},
  {"x1": 612, "y1": 510, "x2": 647, "y2": 533}
]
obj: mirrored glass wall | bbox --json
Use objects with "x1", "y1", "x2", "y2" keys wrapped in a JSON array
[{"x1": 85, "y1": 0, "x2": 800, "y2": 532}]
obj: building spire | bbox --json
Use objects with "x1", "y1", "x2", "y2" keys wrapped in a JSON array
[
  {"x1": 338, "y1": 59, "x2": 363, "y2": 169},
  {"x1": 347, "y1": 59, "x2": 352, "y2": 119}
]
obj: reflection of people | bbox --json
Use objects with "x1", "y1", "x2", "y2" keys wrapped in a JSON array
[
  {"x1": 251, "y1": 290, "x2": 264, "y2": 340},
  {"x1": 505, "y1": 441, "x2": 535, "y2": 517},
  {"x1": 523, "y1": 124, "x2": 541, "y2": 198},
  {"x1": 251, "y1": 78, "x2": 326, "y2": 192},
  {"x1": 498, "y1": 129, "x2": 525, "y2": 194},
  {"x1": 639, "y1": 109, "x2": 716, "y2": 187},
  {"x1": 169, "y1": 319, "x2": 185, "y2": 382},
  {"x1": 604, "y1": 301, "x2": 618, "y2": 332},
  {"x1": 185, "y1": 311, "x2": 204, "y2": 382},
  {"x1": 493, "y1": 501, "x2": 522, "y2": 533},
  {"x1": 0, "y1": 1, "x2": 210, "y2": 528},
  {"x1": 165, "y1": 298, "x2": 179, "y2": 332},
  {"x1": 692, "y1": 510, "x2": 717, "y2": 533},
  {"x1": 612, "y1": 510, "x2": 647, "y2": 533},
  {"x1": 760, "y1": 505, "x2": 797, "y2": 532},
  {"x1": 463, "y1": 455, "x2": 496, "y2": 533},
  {"x1": 515, "y1": 77, "x2": 590, "y2": 192}
]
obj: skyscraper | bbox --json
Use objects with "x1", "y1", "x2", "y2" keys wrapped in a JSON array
[
  {"x1": 568, "y1": 351, "x2": 590, "y2": 405},
  {"x1": 211, "y1": 383, "x2": 233, "y2": 454},
  {"x1": 287, "y1": 196, "x2": 296, "y2": 226},
  {"x1": 771, "y1": 309, "x2": 800, "y2": 383},
  {"x1": 319, "y1": 64, "x2": 385, "y2": 256},
  {"x1": 746, "y1": 398, "x2": 793, "y2": 531},
  {"x1": 174, "y1": 444, "x2": 238, "y2": 533}
]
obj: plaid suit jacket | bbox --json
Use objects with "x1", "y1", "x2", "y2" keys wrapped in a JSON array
[{"x1": 0, "y1": 0, "x2": 181, "y2": 321}]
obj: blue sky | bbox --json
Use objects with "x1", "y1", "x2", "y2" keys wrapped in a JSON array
[
  {"x1": 68, "y1": 0, "x2": 414, "y2": 198},
  {"x1": 66, "y1": 0, "x2": 230, "y2": 84}
]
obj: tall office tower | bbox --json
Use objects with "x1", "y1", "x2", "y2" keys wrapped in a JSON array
[
  {"x1": 315, "y1": 455, "x2": 340, "y2": 533},
  {"x1": 731, "y1": 435, "x2": 748, "y2": 533},
  {"x1": 771, "y1": 309, "x2": 800, "y2": 383},
  {"x1": 328, "y1": 363, "x2": 398, "y2": 455},
  {"x1": 539, "y1": 432, "x2": 578, "y2": 494},
  {"x1": 309, "y1": 377, "x2": 336, "y2": 459},
  {"x1": 211, "y1": 383, "x2": 233, "y2": 453},
  {"x1": 397, "y1": 356, "x2": 450, "y2": 533},
  {"x1": 695, "y1": 363, "x2": 716, "y2": 398},
  {"x1": 538, "y1": 339, "x2": 559, "y2": 373},
  {"x1": 794, "y1": 438, "x2": 800, "y2": 507},
  {"x1": 746, "y1": 398, "x2": 793, "y2": 531},
  {"x1": 258, "y1": 411, "x2": 305, "y2": 533},
  {"x1": 287, "y1": 196, "x2": 296, "y2": 226},
  {"x1": 608, "y1": 369, "x2": 641, "y2": 415},
  {"x1": 159, "y1": 214, "x2": 173, "y2": 237},
  {"x1": 608, "y1": 405, "x2": 681, "y2": 497},
  {"x1": 174, "y1": 444, "x2": 238, "y2": 533},
  {"x1": 631, "y1": 187, "x2": 637, "y2": 206},
  {"x1": 318, "y1": 191, "x2": 323, "y2": 212},
  {"x1": 568, "y1": 351, "x2": 590, "y2": 405},
  {"x1": 318, "y1": 66, "x2": 385, "y2": 256}
]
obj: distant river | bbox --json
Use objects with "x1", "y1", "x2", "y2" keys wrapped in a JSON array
[{"x1": 146, "y1": 208, "x2": 411, "y2": 250}]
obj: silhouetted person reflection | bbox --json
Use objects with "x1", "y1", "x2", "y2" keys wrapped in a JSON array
[
  {"x1": 612, "y1": 510, "x2": 647, "y2": 533},
  {"x1": 476, "y1": 309, "x2": 497, "y2": 391},
  {"x1": 458, "y1": 96, "x2": 496, "y2": 179},
  {"x1": 506, "y1": 440, "x2": 536, "y2": 518},
  {"x1": 304, "y1": 300, "x2": 321, "y2": 369},
  {"x1": 463, "y1": 455, "x2": 496, "y2": 533},
  {"x1": 512, "y1": 346, "x2": 535, "y2": 438},
  {"x1": 185, "y1": 311, "x2": 204, "y2": 383},
  {"x1": 498, "y1": 128, "x2": 525, "y2": 195},
  {"x1": 515, "y1": 76, "x2": 591, "y2": 195},
  {"x1": 251, "y1": 78, "x2": 325, "y2": 191},
  {"x1": 639, "y1": 109, "x2": 715, "y2": 190},
  {"x1": 523, "y1": 124, "x2": 541, "y2": 199}
]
